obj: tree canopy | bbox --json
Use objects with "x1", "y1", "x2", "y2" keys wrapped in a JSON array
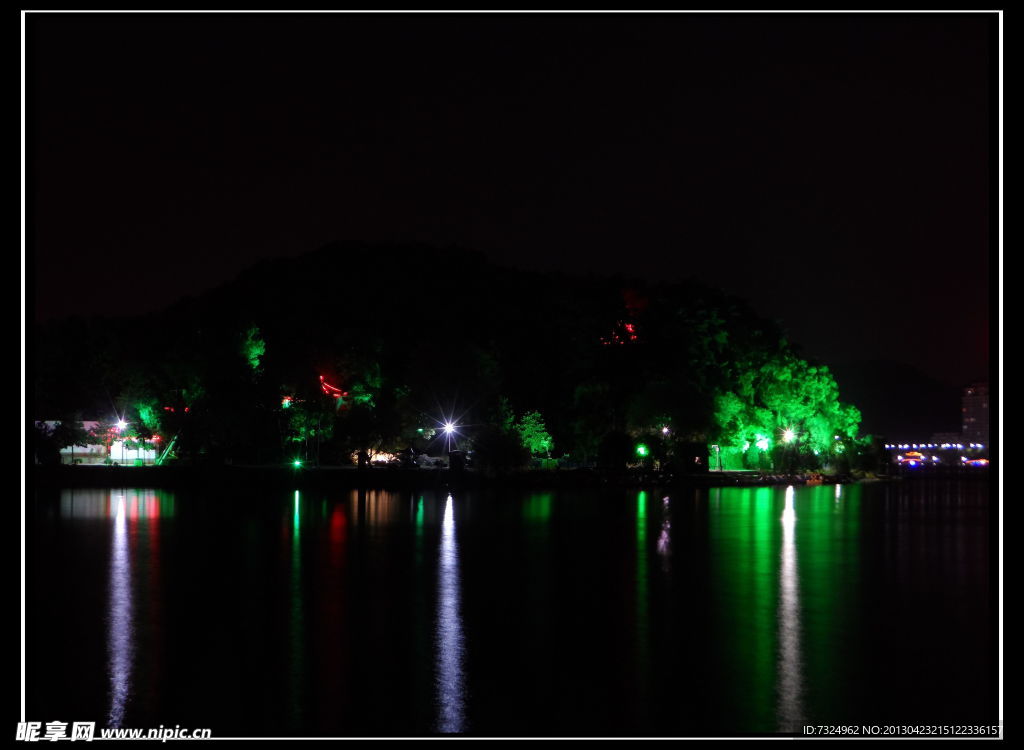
[{"x1": 33, "y1": 242, "x2": 866, "y2": 470}]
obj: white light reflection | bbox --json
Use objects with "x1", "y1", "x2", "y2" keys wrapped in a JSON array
[
  {"x1": 656, "y1": 496, "x2": 672, "y2": 570},
  {"x1": 777, "y1": 486, "x2": 804, "y2": 732},
  {"x1": 108, "y1": 496, "x2": 133, "y2": 728},
  {"x1": 435, "y1": 494, "x2": 466, "y2": 733}
]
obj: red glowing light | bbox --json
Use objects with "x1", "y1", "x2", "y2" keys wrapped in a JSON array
[{"x1": 320, "y1": 375, "x2": 345, "y2": 395}]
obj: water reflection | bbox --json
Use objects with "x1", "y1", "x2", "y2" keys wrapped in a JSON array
[
  {"x1": 318, "y1": 500, "x2": 349, "y2": 724},
  {"x1": 108, "y1": 495, "x2": 133, "y2": 728},
  {"x1": 78, "y1": 490, "x2": 173, "y2": 728},
  {"x1": 32, "y1": 482, "x2": 989, "y2": 736},
  {"x1": 435, "y1": 494, "x2": 466, "y2": 733},
  {"x1": 413, "y1": 496, "x2": 430, "y2": 729},
  {"x1": 362, "y1": 489, "x2": 402, "y2": 527},
  {"x1": 777, "y1": 486, "x2": 804, "y2": 732},
  {"x1": 523, "y1": 493, "x2": 553, "y2": 524},
  {"x1": 289, "y1": 491, "x2": 305, "y2": 725},
  {"x1": 635, "y1": 491, "x2": 650, "y2": 722},
  {"x1": 61, "y1": 489, "x2": 175, "y2": 519},
  {"x1": 657, "y1": 496, "x2": 671, "y2": 571}
]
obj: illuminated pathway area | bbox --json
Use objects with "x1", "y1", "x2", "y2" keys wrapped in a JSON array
[
  {"x1": 776, "y1": 486, "x2": 804, "y2": 733},
  {"x1": 435, "y1": 494, "x2": 467, "y2": 733}
]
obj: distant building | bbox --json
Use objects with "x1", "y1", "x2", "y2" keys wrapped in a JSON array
[
  {"x1": 961, "y1": 383, "x2": 989, "y2": 446},
  {"x1": 36, "y1": 420, "x2": 158, "y2": 465}
]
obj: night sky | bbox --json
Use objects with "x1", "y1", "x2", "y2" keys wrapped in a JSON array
[{"x1": 27, "y1": 12, "x2": 995, "y2": 387}]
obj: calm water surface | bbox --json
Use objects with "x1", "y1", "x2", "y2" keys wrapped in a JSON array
[{"x1": 27, "y1": 481, "x2": 996, "y2": 736}]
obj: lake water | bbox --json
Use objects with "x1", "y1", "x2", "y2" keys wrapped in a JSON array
[{"x1": 26, "y1": 480, "x2": 997, "y2": 737}]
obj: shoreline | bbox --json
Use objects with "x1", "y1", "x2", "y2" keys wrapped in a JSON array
[{"x1": 27, "y1": 464, "x2": 974, "y2": 491}]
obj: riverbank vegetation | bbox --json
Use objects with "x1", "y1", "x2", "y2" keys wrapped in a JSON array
[{"x1": 34, "y1": 243, "x2": 878, "y2": 473}]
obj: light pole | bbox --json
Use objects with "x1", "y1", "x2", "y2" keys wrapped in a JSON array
[
  {"x1": 115, "y1": 418, "x2": 127, "y2": 464},
  {"x1": 444, "y1": 422, "x2": 456, "y2": 454}
]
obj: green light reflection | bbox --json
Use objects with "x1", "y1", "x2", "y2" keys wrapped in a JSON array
[
  {"x1": 523, "y1": 493, "x2": 553, "y2": 524},
  {"x1": 709, "y1": 486, "x2": 776, "y2": 732},
  {"x1": 797, "y1": 483, "x2": 861, "y2": 723},
  {"x1": 289, "y1": 489, "x2": 304, "y2": 726},
  {"x1": 635, "y1": 490, "x2": 650, "y2": 723}
]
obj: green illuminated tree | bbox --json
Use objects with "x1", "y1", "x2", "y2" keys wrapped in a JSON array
[
  {"x1": 515, "y1": 410, "x2": 553, "y2": 457},
  {"x1": 241, "y1": 326, "x2": 266, "y2": 375},
  {"x1": 711, "y1": 346, "x2": 862, "y2": 471},
  {"x1": 135, "y1": 402, "x2": 160, "y2": 432}
]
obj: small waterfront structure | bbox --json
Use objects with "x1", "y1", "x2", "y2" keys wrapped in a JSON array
[{"x1": 36, "y1": 420, "x2": 158, "y2": 465}]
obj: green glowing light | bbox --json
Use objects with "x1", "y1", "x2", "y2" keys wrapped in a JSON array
[
  {"x1": 292, "y1": 459, "x2": 303, "y2": 468},
  {"x1": 636, "y1": 443, "x2": 649, "y2": 457},
  {"x1": 782, "y1": 429, "x2": 795, "y2": 444},
  {"x1": 755, "y1": 435, "x2": 770, "y2": 451}
]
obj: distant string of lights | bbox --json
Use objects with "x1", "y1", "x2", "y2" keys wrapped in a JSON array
[{"x1": 884, "y1": 443, "x2": 984, "y2": 450}]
